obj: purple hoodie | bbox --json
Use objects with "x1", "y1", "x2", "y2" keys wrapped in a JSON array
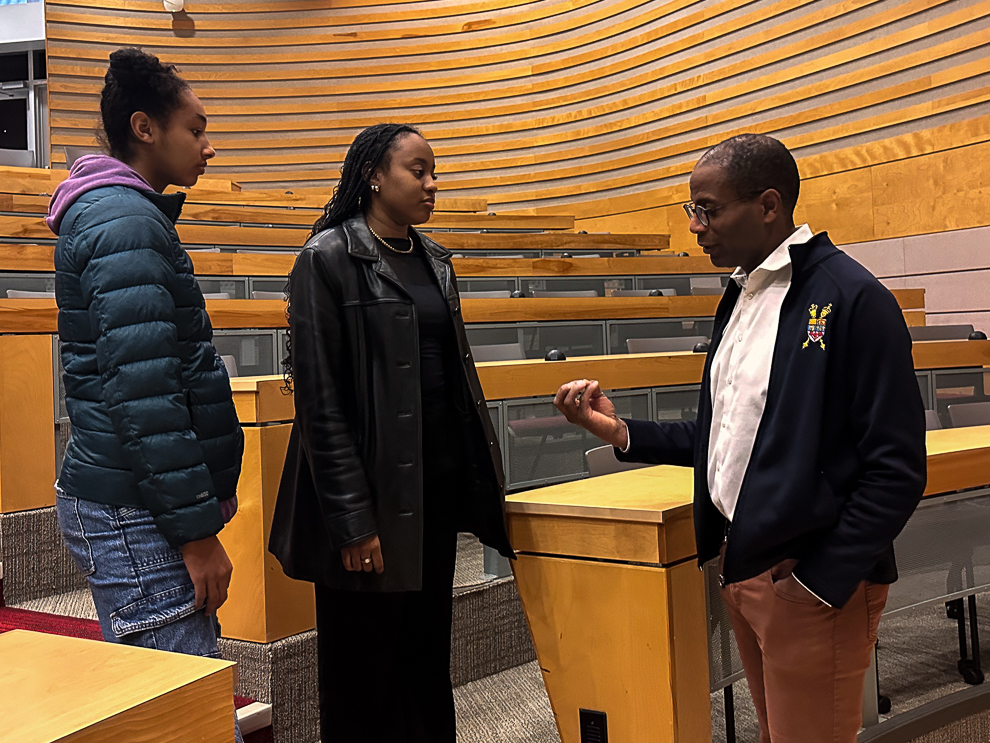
[
  {"x1": 47, "y1": 154, "x2": 239, "y2": 525},
  {"x1": 46, "y1": 154, "x2": 155, "y2": 236}
]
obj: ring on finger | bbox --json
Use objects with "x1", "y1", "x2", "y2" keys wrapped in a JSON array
[{"x1": 362, "y1": 557, "x2": 372, "y2": 565}]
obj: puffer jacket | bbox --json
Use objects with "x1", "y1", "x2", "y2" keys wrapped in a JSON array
[
  {"x1": 269, "y1": 215, "x2": 513, "y2": 592},
  {"x1": 54, "y1": 185, "x2": 243, "y2": 546}
]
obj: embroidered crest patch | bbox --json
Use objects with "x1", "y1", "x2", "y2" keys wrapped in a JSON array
[{"x1": 802, "y1": 303, "x2": 832, "y2": 350}]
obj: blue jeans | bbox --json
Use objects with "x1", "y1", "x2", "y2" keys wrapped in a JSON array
[{"x1": 56, "y1": 487, "x2": 243, "y2": 743}]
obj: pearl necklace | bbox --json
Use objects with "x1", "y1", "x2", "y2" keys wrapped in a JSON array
[{"x1": 368, "y1": 224, "x2": 414, "y2": 254}]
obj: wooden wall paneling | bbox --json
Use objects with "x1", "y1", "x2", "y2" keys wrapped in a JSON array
[
  {"x1": 0, "y1": 244, "x2": 56, "y2": 272},
  {"x1": 0, "y1": 246, "x2": 718, "y2": 278},
  {"x1": 44, "y1": 0, "x2": 647, "y2": 60},
  {"x1": 0, "y1": 335, "x2": 57, "y2": 513},
  {"x1": 451, "y1": 256, "x2": 721, "y2": 277},
  {"x1": 42, "y1": 0, "x2": 940, "y2": 148},
  {"x1": 432, "y1": 1, "x2": 984, "y2": 182},
  {"x1": 794, "y1": 168, "x2": 876, "y2": 246},
  {"x1": 0, "y1": 299, "x2": 58, "y2": 334},
  {"x1": 529, "y1": 103, "x2": 989, "y2": 228},
  {"x1": 45, "y1": 0, "x2": 545, "y2": 31},
  {"x1": 42, "y1": 0, "x2": 990, "y2": 239},
  {"x1": 465, "y1": 77, "x2": 990, "y2": 203},
  {"x1": 435, "y1": 233, "x2": 670, "y2": 251},
  {"x1": 461, "y1": 296, "x2": 720, "y2": 322}
]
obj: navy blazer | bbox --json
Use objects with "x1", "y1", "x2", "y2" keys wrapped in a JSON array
[{"x1": 617, "y1": 233, "x2": 926, "y2": 608}]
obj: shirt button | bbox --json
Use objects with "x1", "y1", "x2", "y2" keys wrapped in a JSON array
[
  {"x1": 721, "y1": 422, "x2": 726, "y2": 429},
  {"x1": 746, "y1": 293, "x2": 754, "y2": 300},
  {"x1": 727, "y1": 378, "x2": 732, "y2": 385},
  {"x1": 736, "y1": 334, "x2": 743, "y2": 342}
]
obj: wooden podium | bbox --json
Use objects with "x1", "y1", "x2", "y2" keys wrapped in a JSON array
[
  {"x1": 0, "y1": 630, "x2": 237, "y2": 742},
  {"x1": 506, "y1": 465, "x2": 711, "y2": 743},
  {"x1": 507, "y1": 426, "x2": 990, "y2": 743}
]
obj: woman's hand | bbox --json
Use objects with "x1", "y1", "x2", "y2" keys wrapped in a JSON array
[{"x1": 341, "y1": 534, "x2": 384, "y2": 574}]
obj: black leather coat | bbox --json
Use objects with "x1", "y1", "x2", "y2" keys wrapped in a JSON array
[{"x1": 268, "y1": 215, "x2": 513, "y2": 592}]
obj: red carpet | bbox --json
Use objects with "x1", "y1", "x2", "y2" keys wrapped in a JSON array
[
  {"x1": 0, "y1": 605, "x2": 104, "y2": 641},
  {"x1": 0, "y1": 605, "x2": 272, "y2": 740}
]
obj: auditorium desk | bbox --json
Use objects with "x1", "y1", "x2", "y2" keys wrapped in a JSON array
[
  {"x1": 506, "y1": 466, "x2": 709, "y2": 743},
  {"x1": 506, "y1": 427, "x2": 990, "y2": 743},
  {"x1": 220, "y1": 376, "x2": 313, "y2": 643},
  {"x1": 0, "y1": 629, "x2": 237, "y2": 742}
]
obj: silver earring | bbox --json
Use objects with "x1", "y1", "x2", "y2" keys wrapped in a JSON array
[{"x1": 371, "y1": 184, "x2": 380, "y2": 192}]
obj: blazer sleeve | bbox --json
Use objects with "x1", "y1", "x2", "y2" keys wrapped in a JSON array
[
  {"x1": 793, "y1": 284, "x2": 927, "y2": 608},
  {"x1": 79, "y1": 213, "x2": 221, "y2": 547},
  {"x1": 615, "y1": 418, "x2": 698, "y2": 467},
  {"x1": 288, "y1": 247, "x2": 377, "y2": 549}
]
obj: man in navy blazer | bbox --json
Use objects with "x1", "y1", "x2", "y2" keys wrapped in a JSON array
[{"x1": 554, "y1": 134, "x2": 926, "y2": 742}]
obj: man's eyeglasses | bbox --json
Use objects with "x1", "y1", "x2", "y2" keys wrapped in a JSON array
[{"x1": 682, "y1": 190, "x2": 766, "y2": 228}]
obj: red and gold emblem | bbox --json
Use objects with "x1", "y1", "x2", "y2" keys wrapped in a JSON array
[{"x1": 802, "y1": 303, "x2": 832, "y2": 350}]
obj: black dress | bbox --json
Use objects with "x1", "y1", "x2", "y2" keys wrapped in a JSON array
[{"x1": 315, "y1": 234, "x2": 465, "y2": 743}]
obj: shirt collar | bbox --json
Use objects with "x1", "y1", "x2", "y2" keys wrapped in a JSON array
[{"x1": 730, "y1": 223, "x2": 813, "y2": 287}]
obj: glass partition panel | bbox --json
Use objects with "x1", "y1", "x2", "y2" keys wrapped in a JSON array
[
  {"x1": 466, "y1": 322, "x2": 606, "y2": 359},
  {"x1": 887, "y1": 489, "x2": 990, "y2": 615},
  {"x1": 653, "y1": 385, "x2": 702, "y2": 424},
  {"x1": 0, "y1": 272, "x2": 55, "y2": 296},
  {"x1": 636, "y1": 274, "x2": 731, "y2": 296},
  {"x1": 197, "y1": 277, "x2": 248, "y2": 299},
  {"x1": 458, "y1": 277, "x2": 518, "y2": 294},
  {"x1": 916, "y1": 371, "x2": 933, "y2": 410},
  {"x1": 249, "y1": 278, "x2": 289, "y2": 296},
  {"x1": 212, "y1": 330, "x2": 278, "y2": 377},
  {"x1": 541, "y1": 250, "x2": 620, "y2": 258},
  {"x1": 933, "y1": 367, "x2": 989, "y2": 428},
  {"x1": 449, "y1": 250, "x2": 541, "y2": 259},
  {"x1": 520, "y1": 277, "x2": 633, "y2": 296},
  {"x1": 504, "y1": 390, "x2": 650, "y2": 490},
  {"x1": 487, "y1": 402, "x2": 504, "y2": 450},
  {"x1": 277, "y1": 329, "x2": 289, "y2": 375},
  {"x1": 608, "y1": 319, "x2": 715, "y2": 354}
]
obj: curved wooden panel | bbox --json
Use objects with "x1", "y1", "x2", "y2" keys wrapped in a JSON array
[
  {"x1": 0, "y1": 289, "x2": 923, "y2": 333},
  {"x1": 42, "y1": 0, "x2": 990, "y2": 237}
]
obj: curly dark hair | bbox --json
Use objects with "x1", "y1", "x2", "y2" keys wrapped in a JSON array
[
  {"x1": 310, "y1": 123, "x2": 422, "y2": 237},
  {"x1": 98, "y1": 48, "x2": 190, "y2": 161},
  {"x1": 282, "y1": 123, "x2": 422, "y2": 392}
]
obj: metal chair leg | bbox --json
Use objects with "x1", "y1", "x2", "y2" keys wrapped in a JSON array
[
  {"x1": 723, "y1": 684, "x2": 736, "y2": 743},
  {"x1": 960, "y1": 594, "x2": 985, "y2": 685}
]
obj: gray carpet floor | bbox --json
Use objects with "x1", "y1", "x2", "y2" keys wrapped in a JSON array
[{"x1": 17, "y1": 571, "x2": 990, "y2": 742}]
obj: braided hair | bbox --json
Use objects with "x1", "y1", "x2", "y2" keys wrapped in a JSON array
[
  {"x1": 283, "y1": 123, "x2": 421, "y2": 391},
  {"x1": 99, "y1": 48, "x2": 190, "y2": 161},
  {"x1": 310, "y1": 123, "x2": 422, "y2": 237}
]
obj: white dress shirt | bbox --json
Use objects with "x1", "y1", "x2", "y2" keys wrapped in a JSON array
[{"x1": 706, "y1": 224, "x2": 813, "y2": 521}]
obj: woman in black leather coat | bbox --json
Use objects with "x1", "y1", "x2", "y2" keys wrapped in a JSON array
[{"x1": 269, "y1": 123, "x2": 513, "y2": 742}]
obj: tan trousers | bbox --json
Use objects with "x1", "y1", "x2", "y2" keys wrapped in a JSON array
[{"x1": 720, "y1": 563, "x2": 888, "y2": 743}]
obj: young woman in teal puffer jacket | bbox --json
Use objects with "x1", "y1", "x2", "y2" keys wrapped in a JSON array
[{"x1": 49, "y1": 48, "x2": 244, "y2": 741}]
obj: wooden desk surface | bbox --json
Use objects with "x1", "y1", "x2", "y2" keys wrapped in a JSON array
[
  {"x1": 0, "y1": 629, "x2": 235, "y2": 743},
  {"x1": 506, "y1": 465, "x2": 694, "y2": 523},
  {"x1": 506, "y1": 426, "x2": 990, "y2": 519}
]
